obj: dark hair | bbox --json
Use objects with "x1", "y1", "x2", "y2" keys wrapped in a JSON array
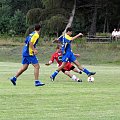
[
  {"x1": 66, "y1": 27, "x2": 72, "y2": 32},
  {"x1": 34, "y1": 24, "x2": 41, "y2": 31},
  {"x1": 56, "y1": 44, "x2": 61, "y2": 49}
]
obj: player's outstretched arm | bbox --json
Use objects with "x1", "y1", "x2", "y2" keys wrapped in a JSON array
[
  {"x1": 71, "y1": 33, "x2": 83, "y2": 40},
  {"x1": 52, "y1": 38, "x2": 60, "y2": 43},
  {"x1": 74, "y1": 53, "x2": 80, "y2": 57},
  {"x1": 45, "y1": 61, "x2": 53, "y2": 66}
]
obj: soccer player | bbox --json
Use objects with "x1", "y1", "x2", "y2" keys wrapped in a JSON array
[
  {"x1": 45, "y1": 44, "x2": 82, "y2": 82},
  {"x1": 10, "y1": 24, "x2": 45, "y2": 86},
  {"x1": 50, "y1": 27, "x2": 96, "y2": 81}
]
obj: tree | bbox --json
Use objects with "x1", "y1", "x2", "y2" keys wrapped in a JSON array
[
  {"x1": 26, "y1": 8, "x2": 42, "y2": 25},
  {"x1": 6, "y1": 0, "x2": 43, "y2": 15},
  {"x1": 1, "y1": 0, "x2": 120, "y2": 35},
  {"x1": 10, "y1": 9, "x2": 27, "y2": 34},
  {"x1": 63, "y1": 0, "x2": 76, "y2": 34},
  {"x1": 89, "y1": 0, "x2": 98, "y2": 36},
  {"x1": 43, "y1": 15, "x2": 67, "y2": 36}
]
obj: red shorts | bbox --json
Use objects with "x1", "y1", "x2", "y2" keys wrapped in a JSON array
[{"x1": 62, "y1": 62, "x2": 75, "y2": 73}]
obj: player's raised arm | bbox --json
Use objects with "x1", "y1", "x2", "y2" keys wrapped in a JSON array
[{"x1": 71, "y1": 33, "x2": 83, "y2": 40}]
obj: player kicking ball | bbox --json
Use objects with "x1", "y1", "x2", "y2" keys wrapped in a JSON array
[
  {"x1": 45, "y1": 44, "x2": 82, "y2": 82},
  {"x1": 10, "y1": 24, "x2": 45, "y2": 86},
  {"x1": 50, "y1": 27, "x2": 96, "y2": 81}
]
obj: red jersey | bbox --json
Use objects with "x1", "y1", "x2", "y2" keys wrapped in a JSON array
[
  {"x1": 50, "y1": 52, "x2": 62, "y2": 66},
  {"x1": 50, "y1": 52, "x2": 73, "y2": 71}
]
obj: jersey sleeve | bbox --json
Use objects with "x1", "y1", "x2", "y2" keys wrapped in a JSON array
[
  {"x1": 50, "y1": 53, "x2": 55, "y2": 63},
  {"x1": 58, "y1": 35, "x2": 63, "y2": 42},
  {"x1": 30, "y1": 33, "x2": 39, "y2": 44},
  {"x1": 65, "y1": 34, "x2": 72, "y2": 41}
]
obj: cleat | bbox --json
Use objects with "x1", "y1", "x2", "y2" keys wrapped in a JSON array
[
  {"x1": 10, "y1": 77, "x2": 16, "y2": 86},
  {"x1": 35, "y1": 83, "x2": 45, "y2": 86},
  {"x1": 50, "y1": 76, "x2": 55, "y2": 82},
  {"x1": 88, "y1": 72, "x2": 96, "y2": 77},
  {"x1": 77, "y1": 79, "x2": 82, "y2": 82},
  {"x1": 79, "y1": 71, "x2": 82, "y2": 74},
  {"x1": 35, "y1": 81, "x2": 45, "y2": 86}
]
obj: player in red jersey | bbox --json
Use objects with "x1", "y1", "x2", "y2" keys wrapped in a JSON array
[{"x1": 45, "y1": 45, "x2": 82, "y2": 82}]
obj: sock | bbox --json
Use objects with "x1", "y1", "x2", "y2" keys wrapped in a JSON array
[
  {"x1": 35, "y1": 80, "x2": 39, "y2": 81},
  {"x1": 77, "y1": 69, "x2": 81, "y2": 72},
  {"x1": 35, "y1": 80, "x2": 40, "y2": 84},
  {"x1": 71, "y1": 75, "x2": 77, "y2": 81},
  {"x1": 77, "y1": 69, "x2": 82, "y2": 74},
  {"x1": 52, "y1": 70, "x2": 59, "y2": 78},
  {"x1": 83, "y1": 68, "x2": 90, "y2": 75}
]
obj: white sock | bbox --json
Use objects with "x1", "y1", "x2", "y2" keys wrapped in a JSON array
[
  {"x1": 77, "y1": 69, "x2": 81, "y2": 72},
  {"x1": 71, "y1": 75, "x2": 77, "y2": 81},
  {"x1": 77, "y1": 69, "x2": 82, "y2": 73}
]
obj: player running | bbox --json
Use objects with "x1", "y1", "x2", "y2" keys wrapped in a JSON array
[
  {"x1": 10, "y1": 24, "x2": 45, "y2": 86},
  {"x1": 50, "y1": 27, "x2": 96, "y2": 81},
  {"x1": 45, "y1": 44, "x2": 82, "y2": 82}
]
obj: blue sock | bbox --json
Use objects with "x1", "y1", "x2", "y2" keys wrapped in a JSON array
[
  {"x1": 83, "y1": 68, "x2": 90, "y2": 75},
  {"x1": 52, "y1": 70, "x2": 59, "y2": 78}
]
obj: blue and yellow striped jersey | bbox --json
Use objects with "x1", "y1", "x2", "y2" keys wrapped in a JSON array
[
  {"x1": 22, "y1": 31, "x2": 39, "y2": 56},
  {"x1": 59, "y1": 33, "x2": 72, "y2": 54}
]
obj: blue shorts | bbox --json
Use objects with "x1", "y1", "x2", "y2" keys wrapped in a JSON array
[
  {"x1": 22, "y1": 55, "x2": 38, "y2": 64},
  {"x1": 62, "y1": 51, "x2": 76, "y2": 62}
]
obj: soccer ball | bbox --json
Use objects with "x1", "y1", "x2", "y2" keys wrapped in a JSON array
[{"x1": 87, "y1": 76, "x2": 94, "y2": 82}]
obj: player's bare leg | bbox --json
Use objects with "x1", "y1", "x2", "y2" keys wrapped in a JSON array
[
  {"x1": 10, "y1": 64, "x2": 29, "y2": 86},
  {"x1": 73, "y1": 60, "x2": 96, "y2": 76},
  {"x1": 72, "y1": 67, "x2": 82, "y2": 74},
  {"x1": 73, "y1": 60, "x2": 83, "y2": 70},
  {"x1": 57, "y1": 62, "x2": 66, "y2": 72},
  {"x1": 64, "y1": 71, "x2": 82, "y2": 82},
  {"x1": 50, "y1": 62, "x2": 67, "y2": 81},
  {"x1": 32, "y1": 63, "x2": 40, "y2": 80},
  {"x1": 16, "y1": 64, "x2": 29, "y2": 78},
  {"x1": 32, "y1": 63, "x2": 45, "y2": 86}
]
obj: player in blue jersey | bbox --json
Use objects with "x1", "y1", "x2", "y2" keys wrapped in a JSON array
[
  {"x1": 50, "y1": 27, "x2": 96, "y2": 81},
  {"x1": 10, "y1": 24, "x2": 45, "y2": 86}
]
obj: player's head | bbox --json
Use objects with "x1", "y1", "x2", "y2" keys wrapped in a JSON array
[
  {"x1": 66, "y1": 27, "x2": 72, "y2": 35},
  {"x1": 34, "y1": 24, "x2": 41, "y2": 32},
  {"x1": 56, "y1": 44, "x2": 61, "y2": 53}
]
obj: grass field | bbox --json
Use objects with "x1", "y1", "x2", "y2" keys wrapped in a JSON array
[{"x1": 0, "y1": 62, "x2": 120, "y2": 120}]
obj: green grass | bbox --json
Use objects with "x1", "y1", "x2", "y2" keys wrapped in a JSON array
[{"x1": 0, "y1": 62, "x2": 120, "y2": 120}]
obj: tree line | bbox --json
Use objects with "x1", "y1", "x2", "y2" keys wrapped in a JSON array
[{"x1": 0, "y1": 0, "x2": 120, "y2": 36}]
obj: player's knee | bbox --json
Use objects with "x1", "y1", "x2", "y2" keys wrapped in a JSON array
[
  {"x1": 64, "y1": 71, "x2": 68, "y2": 75},
  {"x1": 64, "y1": 71, "x2": 71, "y2": 77},
  {"x1": 34, "y1": 64, "x2": 40, "y2": 69},
  {"x1": 36, "y1": 65, "x2": 40, "y2": 69},
  {"x1": 22, "y1": 66, "x2": 28, "y2": 71},
  {"x1": 24, "y1": 67, "x2": 28, "y2": 71}
]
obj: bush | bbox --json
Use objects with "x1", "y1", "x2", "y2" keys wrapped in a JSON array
[
  {"x1": 10, "y1": 9, "x2": 27, "y2": 35},
  {"x1": 0, "y1": 16, "x2": 11, "y2": 34}
]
